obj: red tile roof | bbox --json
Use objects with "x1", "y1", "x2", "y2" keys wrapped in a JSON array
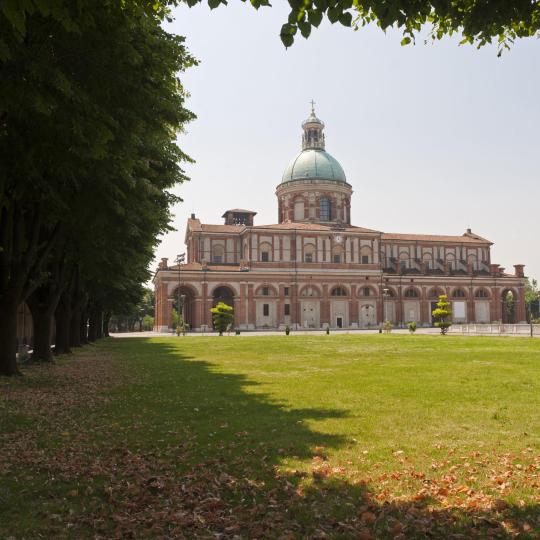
[
  {"x1": 382, "y1": 232, "x2": 492, "y2": 244},
  {"x1": 254, "y1": 222, "x2": 379, "y2": 233},
  {"x1": 168, "y1": 262, "x2": 243, "y2": 272}
]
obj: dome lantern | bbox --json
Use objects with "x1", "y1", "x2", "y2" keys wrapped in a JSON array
[{"x1": 302, "y1": 100, "x2": 325, "y2": 150}]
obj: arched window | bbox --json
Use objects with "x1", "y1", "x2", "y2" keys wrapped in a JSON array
[
  {"x1": 404, "y1": 288, "x2": 419, "y2": 298},
  {"x1": 360, "y1": 246, "x2": 372, "y2": 264},
  {"x1": 320, "y1": 197, "x2": 331, "y2": 221},
  {"x1": 452, "y1": 288, "x2": 466, "y2": 298},
  {"x1": 475, "y1": 289, "x2": 489, "y2": 298},
  {"x1": 331, "y1": 286, "x2": 347, "y2": 297},
  {"x1": 294, "y1": 200, "x2": 304, "y2": 221},
  {"x1": 211, "y1": 244, "x2": 224, "y2": 263},
  {"x1": 359, "y1": 287, "x2": 371, "y2": 297},
  {"x1": 331, "y1": 245, "x2": 343, "y2": 264},
  {"x1": 304, "y1": 244, "x2": 316, "y2": 263},
  {"x1": 259, "y1": 242, "x2": 272, "y2": 262},
  {"x1": 301, "y1": 285, "x2": 320, "y2": 297},
  {"x1": 429, "y1": 288, "x2": 444, "y2": 298}
]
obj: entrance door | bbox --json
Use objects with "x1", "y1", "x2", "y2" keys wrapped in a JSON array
[
  {"x1": 430, "y1": 302, "x2": 438, "y2": 326},
  {"x1": 336, "y1": 317, "x2": 343, "y2": 328},
  {"x1": 360, "y1": 304, "x2": 376, "y2": 327}
]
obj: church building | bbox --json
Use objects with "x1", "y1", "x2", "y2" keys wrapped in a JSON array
[{"x1": 153, "y1": 107, "x2": 527, "y2": 331}]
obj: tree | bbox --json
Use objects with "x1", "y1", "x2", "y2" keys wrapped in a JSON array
[
  {"x1": 0, "y1": 1, "x2": 195, "y2": 375},
  {"x1": 525, "y1": 278, "x2": 539, "y2": 322},
  {"x1": 211, "y1": 302, "x2": 234, "y2": 336},
  {"x1": 432, "y1": 294, "x2": 452, "y2": 335}
]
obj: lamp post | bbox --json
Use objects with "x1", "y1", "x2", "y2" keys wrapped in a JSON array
[
  {"x1": 175, "y1": 253, "x2": 185, "y2": 333},
  {"x1": 382, "y1": 287, "x2": 390, "y2": 322}
]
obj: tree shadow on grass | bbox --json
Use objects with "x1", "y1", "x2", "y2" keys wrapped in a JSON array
[{"x1": 3, "y1": 338, "x2": 540, "y2": 539}]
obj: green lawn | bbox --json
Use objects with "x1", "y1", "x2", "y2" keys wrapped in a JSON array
[{"x1": 1, "y1": 335, "x2": 540, "y2": 538}]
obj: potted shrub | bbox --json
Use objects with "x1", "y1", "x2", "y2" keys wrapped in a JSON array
[
  {"x1": 407, "y1": 321, "x2": 417, "y2": 334},
  {"x1": 285, "y1": 325, "x2": 290, "y2": 335},
  {"x1": 326, "y1": 327, "x2": 330, "y2": 335},
  {"x1": 383, "y1": 320, "x2": 393, "y2": 334}
]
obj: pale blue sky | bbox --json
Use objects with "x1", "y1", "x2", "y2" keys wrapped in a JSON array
[{"x1": 157, "y1": 2, "x2": 540, "y2": 281}]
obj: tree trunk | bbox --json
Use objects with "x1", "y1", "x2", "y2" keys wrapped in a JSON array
[
  {"x1": 55, "y1": 296, "x2": 71, "y2": 355},
  {"x1": 80, "y1": 310, "x2": 89, "y2": 344},
  {"x1": 0, "y1": 300, "x2": 21, "y2": 376},
  {"x1": 30, "y1": 309, "x2": 54, "y2": 362},
  {"x1": 103, "y1": 312, "x2": 111, "y2": 337},
  {"x1": 88, "y1": 308, "x2": 102, "y2": 341},
  {"x1": 70, "y1": 305, "x2": 82, "y2": 348}
]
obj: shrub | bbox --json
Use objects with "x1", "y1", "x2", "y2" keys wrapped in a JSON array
[
  {"x1": 285, "y1": 325, "x2": 290, "y2": 335},
  {"x1": 407, "y1": 321, "x2": 417, "y2": 334},
  {"x1": 433, "y1": 295, "x2": 452, "y2": 335},
  {"x1": 382, "y1": 320, "x2": 393, "y2": 334},
  {"x1": 210, "y1": 302, "x2": 234, "y2": 336},
  {"x1": 326, "y1": 327, "x2": 330, "y2": 335}
]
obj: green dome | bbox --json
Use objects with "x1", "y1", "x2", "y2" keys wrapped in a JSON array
[{"x1": 282, "y1": 149, "x2": 346, "y2": 184}]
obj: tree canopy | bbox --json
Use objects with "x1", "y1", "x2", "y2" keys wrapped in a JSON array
[{"x1": 0, "y1": 0, "x2": 195, "y2": 374}]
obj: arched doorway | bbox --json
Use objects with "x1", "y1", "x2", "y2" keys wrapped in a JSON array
[
  {"x1": 501, "y1": 289, "x2": 515, "y2": 323},
  {"x1": 212, "y1": 286, "x2": 235, "y2": 308},
  {"x1": 172, "y1": 286, "x2": 196, "y2": 330},
  {"x1": 212, "y1": 286, "x2": 236, "y2": 330}
]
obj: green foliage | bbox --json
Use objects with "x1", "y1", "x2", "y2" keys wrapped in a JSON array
[
  {"x1": 142, "y1": 315, "x2": 155, "y2": 331},
  {"x1": 433, "y1": 295, "x2": 452, "y2": 335},
  {"x1": 525, "y1": 278, "x2": 539, "y2": 321},
  {"x1": 210, "y1": 302, "x2": 234, "y2": 336},
  {"x1": 270, "y1": 0, "x2": 540, "y2": 51},
  {"x1": 0, "y1": 1, "x2": 196, "y2": 372},
  {"x1": 285, "y1": 325, "x2": 290, "y2": 335},
  {"x1": 407, "y1": 321, "x2": 417, "y2": 334},
  {"x1": 382, "y1": 320, "x2": 393, "y2": 334}
]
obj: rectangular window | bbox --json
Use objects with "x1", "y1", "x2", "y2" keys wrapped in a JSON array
[
  {"x1": 361, "y1": 255, "x2": 369, "y2": 264},
  {"x1": 261, "y1": 251, "x2": 269, "y2": 262},
  {"x1": 263, "y1": 304, "x2": 269, "y2": 316},
  {"x1": 213, "y1": 255, "x2": 222, "y2": 263},
  {"x1": 333, "y1": 254, "x2": 341, "y2": 263},
  {"x1": 284, "y1": 287, "x2": 290, "y2": 296},
  {"x1": 305, "y1": 253, "x2": 313, "y2": 263},
  {"x1": 262, "y1": 287, "x2": 269, "y2": 296},
  {"x1": 363, "y1": 287, "x2": 370, "y2": 296},
  {"x1": 284, "y1": 304, "x2": 290, "y2": 316}
]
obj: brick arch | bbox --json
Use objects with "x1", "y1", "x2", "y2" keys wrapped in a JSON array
[
  {"x1": 299, "y1": 284, "x2": 321, "y2": 297},
  {"x1": 330, "y1": 284, "x2": 350, "y2": 297},
  {"x1": 255, "y1": 284, "x2": 278, "y2": 296},
  {"x1": 474, "y1": 287, "x2": 491, "y2": 298},
  {"x1": 357, "y1": 285, "x2": 378, "y2": 297},
  {"x1": 450, "y1": 287, "x2": 468, "y2": 299},
  {"x1": 210, "y1": 283, "x2": 239, "y2": 298},
  {"x1": 403, "y1": 285, "x2": 421, "y2": 298},
  {"x1": 382, "y1": 285, "x2": 398, "y2": 298},
  {"x1": 428, "y1": 286, "x2": 445, "y2": 299}
]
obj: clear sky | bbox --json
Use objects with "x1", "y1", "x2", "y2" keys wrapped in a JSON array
[{"x1": 156, "y1": 2, "x2": 540, "y2": 281}]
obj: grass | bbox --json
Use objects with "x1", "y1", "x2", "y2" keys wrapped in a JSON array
[{"x1": 1, "y1": 334, "x2": 540, "y2": 538}]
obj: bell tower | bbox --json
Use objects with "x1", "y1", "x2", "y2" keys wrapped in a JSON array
[{"x1": 302, "y1": 100, "x2": 325, "y2": 150}]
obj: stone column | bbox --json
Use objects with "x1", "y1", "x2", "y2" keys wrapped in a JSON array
[
  {"x1": 516, "y1": 287, "x2": 527, "y2": 323},
  {"x1": 349, "y1": 284, "x2": 358, "y2": 326},
  {"x1": 247, "y1": 284, "x2": 255, "y2": 329},
  {"x1": 321, "y1": 284, "x2": 330, "y2": 327}
]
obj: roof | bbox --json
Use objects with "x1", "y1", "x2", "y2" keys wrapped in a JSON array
[
  {"x1": 282, "y1": 149, "x2": 347, "y2": 183},
  {"x1": 382, "y1": 232, "x2": 492, "y2": 244},
  {"x1": 221, "y1": 209, "x2": 257, "y2": 216},
  {"x1": 186, "y1": 218, "x2": 245, "y2": 234},
  {"x1": 254, "y1": 222, "x2": 380, "y2": 233},
  {"x1": 167, "y1": 262, "x2": 243, "y2": 272}
]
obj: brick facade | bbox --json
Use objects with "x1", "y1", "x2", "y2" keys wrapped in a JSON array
[{"x1": 154, "y1": 109, "x2": 526, "y2": 331}]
